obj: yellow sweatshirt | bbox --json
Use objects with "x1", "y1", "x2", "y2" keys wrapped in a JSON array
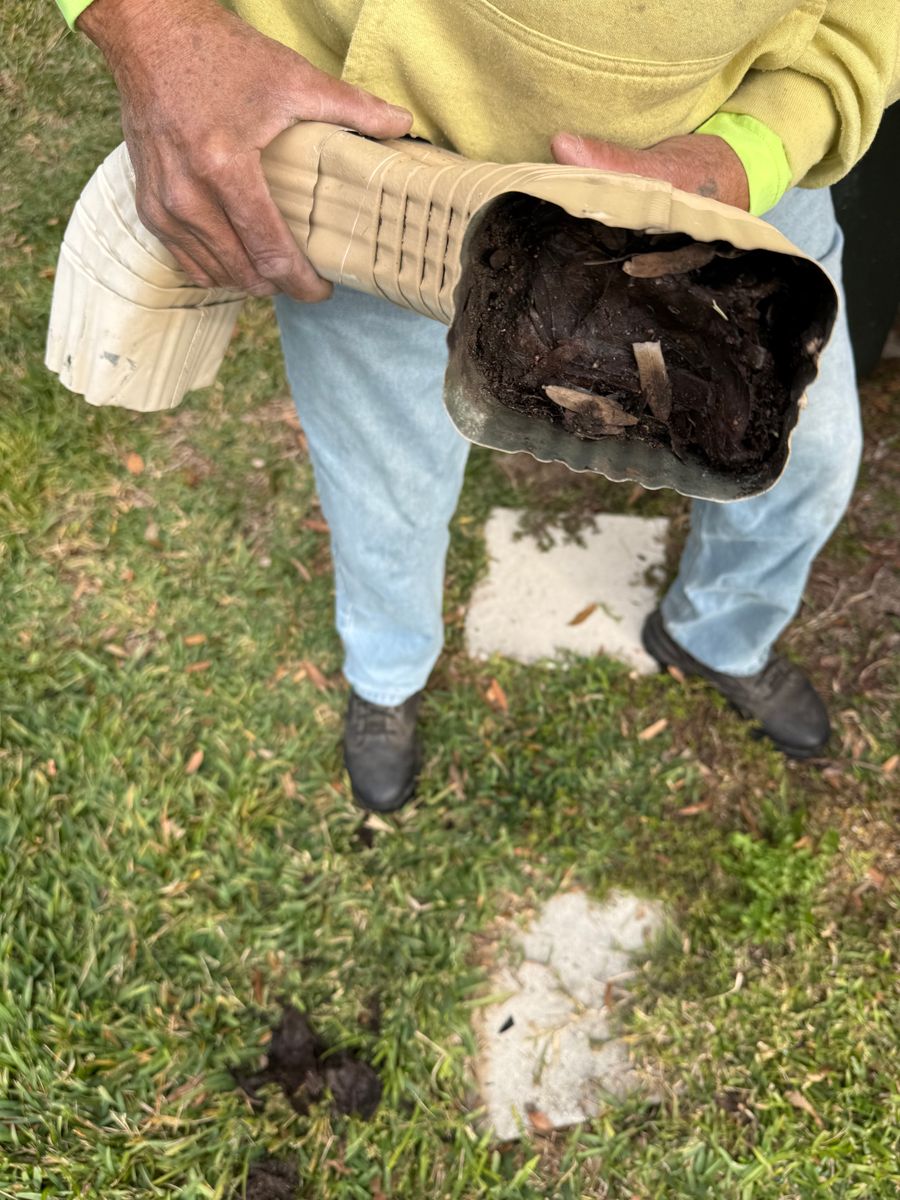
[
  {"x1": 232, "y1": 0, "x2": 898, "y2": 189},
  {"x1": 61, "y1": 0, "x2": 899, "y2": 198}
]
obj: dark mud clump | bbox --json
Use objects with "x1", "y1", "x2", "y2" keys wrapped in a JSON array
[
  {"x1": 232, "y1": 1005, "x2": 382, "y2": 1120},
  {"x1": 457, "y1": 195, "x2": 832, "y2": 476},
  {"x1": 242, "y1": 1158, "x2": 299, "y2": 1200}
]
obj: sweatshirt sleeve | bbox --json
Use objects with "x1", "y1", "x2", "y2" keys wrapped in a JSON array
[
  {"x1": 694, "y1": 112, "x2": 792, "y2": 215},
  {"x1": 717, "y1": 0, "x2": 900, "y2": 189},
  {"x1": 56, "y1": 0, "x2": 95, "y2": 30}
]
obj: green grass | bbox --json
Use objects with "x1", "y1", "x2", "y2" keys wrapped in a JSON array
[{"x1": 1, "y1": 6, "x2": 898, "y2": 1197}]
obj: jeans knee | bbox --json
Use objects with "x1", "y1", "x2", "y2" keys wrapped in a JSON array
[
  {"x1": 795, "y1": 417, "x2": 861, "y2": 530},
  {"x1": 819, "y1": 396, "x2": 862, "y2": 487}
]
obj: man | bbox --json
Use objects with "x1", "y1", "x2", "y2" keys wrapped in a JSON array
[{"x1": 60, "y1": 0, "x2": 898, "y2": 810}]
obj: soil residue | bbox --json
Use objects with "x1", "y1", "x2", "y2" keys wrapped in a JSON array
[
  {"x1": 232, "y1": 1005, "x2": 382, "y2": 1120},
  {"x1": 457, "y1": 196, "x2": 832, "y2": 477},
  {"x1": 242, "y1": 1158, "x2": 299, "y2": 1200}
]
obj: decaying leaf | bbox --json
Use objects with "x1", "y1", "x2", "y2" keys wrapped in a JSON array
[
  {"x1": 251, "y1": 968, "x2": 265, "y2": 1006},
  {"x1": 568, "y1": 602, "x2": 598, "y2": 627},
  {"x1": 448, "y1": 761, "x2": 466, "y2": 799},
  {"x1": 144, "y1": 519, "x2": 162, "y2": 549},
  {"x1": 526, "y1": 1107, "x2": 554, "y2": 1134},
  {"x1": 299, "y1": 660, "x2": 329, "y2": 691},
  {"x1": 485, "y1": 677, "x2": 509, "y2": 713},
  {"x1": 867, "y1": 866, "x2": 886, "y2": 889},
  {"x1": 785, "y1": 1089, "x2": 824, "y2": 1127},
  {"x1": 623, "y1": 242, "x2": 717, "y2": 278},
  {"x1": 591, "y1": 395, "x2": 640, "y2": 427},
  {"x1": 544, "y1": 385, "x2": 638, "y2": 428},
  {"x1": 637, "y1": 717, "x2": 668, "y2": 741},
  {"x1": 632, "y1": 341, "x2": 672, "y2": 422},
  {"x1": 185, "y1": 748, "x2": 204, "y2": 775},
  {"x1": 544, "y1": 384, "x2": 597, "y2": 413}
]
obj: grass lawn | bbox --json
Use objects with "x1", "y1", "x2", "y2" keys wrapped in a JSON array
[{"x1": 1, "y1": 6, "x2": 898, "y2": 1197}]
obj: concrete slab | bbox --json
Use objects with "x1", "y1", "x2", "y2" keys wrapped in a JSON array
[
  {"x1": 465, "y1": 508, "x2": 669, "y2": 674},
  {"x1": 474, "y1": 890, "x2": 666, "y2": 1142}
]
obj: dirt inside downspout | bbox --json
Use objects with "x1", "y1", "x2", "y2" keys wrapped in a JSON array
[{"x1": 456, "y1": 196, "x2": 829, "y2": 475}]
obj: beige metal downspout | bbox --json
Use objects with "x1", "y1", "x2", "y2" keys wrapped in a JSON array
[{"x1": 45, "y1": 123, "x2": 838, "y2": 499}]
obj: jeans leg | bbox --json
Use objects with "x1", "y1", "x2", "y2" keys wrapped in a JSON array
[
  {"x1": 661, "y1": 187, "x2": 862, "y2": 675},
  {"x1": 275, "y1": 286, "x2": 469, "y2": 705}
]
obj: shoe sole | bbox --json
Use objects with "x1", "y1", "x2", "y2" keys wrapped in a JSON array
[{"x1": 641, "y1": 612, "x2": 829, "y2": 761}]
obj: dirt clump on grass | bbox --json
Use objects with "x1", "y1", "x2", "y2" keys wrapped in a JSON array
[
  {"x1": 232, "y1": 1004, "x2": 382, "y2": 1120},
  {"x1": 242, "y1": 1157, "x2": 299, "y2": 1200},
  {"x1": 458, "y1": 196, "x2": 831, "y2": 476}
]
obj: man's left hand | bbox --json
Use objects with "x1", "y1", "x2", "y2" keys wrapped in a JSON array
[{"x1": 551, "y1": 132, "x2": 750, "y2": 211}]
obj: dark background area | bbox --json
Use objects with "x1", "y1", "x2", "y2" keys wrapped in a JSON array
[{"x1": 833, "y1": 102, "x2": 900, "y2": 376}]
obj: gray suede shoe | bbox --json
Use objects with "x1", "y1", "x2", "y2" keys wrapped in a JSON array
[
  {"x1": 642, "y1": 610, "x2": 830, "y2": 759},
  {"x1": 343, "y1": 691, "x2": 423, "y2": 812}
]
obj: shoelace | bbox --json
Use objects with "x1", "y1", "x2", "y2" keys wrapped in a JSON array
[
  {"x1": 350, "y1": 701, "x2": 404, "y2": 740},
  {"x1": 753, "y1": 655, "x2": 795, "y2": 699}
]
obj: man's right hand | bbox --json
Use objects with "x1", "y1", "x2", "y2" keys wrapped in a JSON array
[{"x1": 78, "y1": 0, "x2": 412, "y2": 300}]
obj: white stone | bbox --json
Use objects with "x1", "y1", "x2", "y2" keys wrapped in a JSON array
[
  {"x1": 465, "y1": 508, "x2": 669, "y2": 674},
  {"x1": 474, "y1": 890, "x2": 666, "y2": 1142}
]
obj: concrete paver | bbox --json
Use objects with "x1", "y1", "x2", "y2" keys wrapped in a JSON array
[
  {"x1": 465, "y1": 508, "x2": 670, "y2": 674},
  {"x1": 475, "y1": 890, "x2": 666, "y2": 1141}
]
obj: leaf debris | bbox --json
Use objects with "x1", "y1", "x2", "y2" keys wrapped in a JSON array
[
  {"x1": 637, "y1": 717, "x2": 668, "y2": 741},
  {"x1": 526, "y1": 1107, "x2": 554, "y2": 1134},
  {"x1": 623, "y1": 243, "x2": 717, "y2": 278},
  {"x1": 568, "y1": 602, "x2": 598, "y2": 627},
  {"x1": 632, "y1": 341, "x2": 672, "y2": 422},
  {"x1": 485, "y1": 677, "x2": 509, "y2": 713},
  {"x1": 544, "y1": 385, "x2": 639, "y2": 431},
  {"x1": 297, "y1": 660, "x2": 329, "y2": 691},
  {"x1": 785, "y1": 1089, "x2": 824, "y2": 1128},
  {"x1": 185, "y1": 748, "x2": 204, "y2": 775}
]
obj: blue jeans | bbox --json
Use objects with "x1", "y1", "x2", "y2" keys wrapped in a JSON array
[{"x1": 275, "y1": 186, "x2": 860, "y2": 703}]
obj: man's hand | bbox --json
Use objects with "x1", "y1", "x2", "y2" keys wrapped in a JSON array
[
  {"x1": 551, "y1": 131, "x2": 750, "y2": 211},
  {"x1": 79, "y1": 0, "x2": 412, "y2": 299}
]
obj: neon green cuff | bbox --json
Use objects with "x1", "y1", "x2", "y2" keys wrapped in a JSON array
[
  {"x1": 694, "y1": 113, "x2": 792, "y2": 217},
  {"x1": 56, "y1": 0, "x2": 95, "y2": 30}
]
